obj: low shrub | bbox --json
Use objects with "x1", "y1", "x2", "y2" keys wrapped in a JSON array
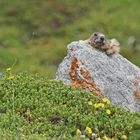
[{"x1": 0, "y1": 72, "x2": 139, "y2": 140}]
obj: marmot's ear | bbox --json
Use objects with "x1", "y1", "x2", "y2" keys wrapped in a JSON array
[{"x1": 110, "y1": 38, "x2": 120, "y2": 47}]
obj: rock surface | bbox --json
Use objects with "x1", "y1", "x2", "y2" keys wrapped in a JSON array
[{"x1": 56, "y1": 40, "x2": 140, "y2": 112}]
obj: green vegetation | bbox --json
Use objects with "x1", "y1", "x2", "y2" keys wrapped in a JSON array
[
  {"x1": 0, "y1": 1, "x2": 140, "y2": 139},
  {"x1": 0, "y1": 72, "x2": 140, "y2": 140},
  {"x1": 0, "y1": 0, "x2": 140, "y2": 78}
]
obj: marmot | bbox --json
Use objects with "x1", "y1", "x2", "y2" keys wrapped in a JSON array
[{"x1": 87, "y1": 32, "x2": 120, "y2": 55}]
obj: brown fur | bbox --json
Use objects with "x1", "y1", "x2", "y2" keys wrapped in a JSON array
[{"x1": 87, "y1": 32, "x2": 120, "y2": 55}]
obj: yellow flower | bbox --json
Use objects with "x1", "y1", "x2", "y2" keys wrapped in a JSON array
[
  {"x1": 98, "y1": 103, "x2": 105, "y2": 108},
  {"x1": 88, "y1": 101, "x2": 93, "y2": 106},
  {"x1": 7, "y1": 76, "x2": 14, "y2": 80},
  {"x1": 106, "y1": 109, "x2": 111, "y2": 115},
  {"x1": 6, "y1": 67, "x2": 11, "y2": 72},
  {"x1": 97, "y1": 138, "x2": 102, "y2": 140},
  {"x1": 121, "y1": 135, "x2": 127, "y2": 140},
  {"x1": 76, "y1": 129, "x2": 81, "y2": 136},
  {"x1": 94, "y1": 103, "x2": 104, "y2": 109},
  {"x1": 102, "y1": 98, "x2": 110, "y2": 105},
  {"x1": 103, "y1": 135, "x2": 110, "y2": 140},
  {"x1": 85, "y1": 126, "x2": 92, "y2": 134},
  {"x1": 94, "y1": 103, "x2": 99, "y2": 109}
]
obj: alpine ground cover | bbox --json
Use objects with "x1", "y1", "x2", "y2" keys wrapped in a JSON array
[{"x1": 0, "y1": 71, "x2": 140, "y2": 140}]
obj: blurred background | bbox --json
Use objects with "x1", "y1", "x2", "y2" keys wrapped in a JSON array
[{"x1": 0, "y1": 0, "x2": 140, "y2": 78}]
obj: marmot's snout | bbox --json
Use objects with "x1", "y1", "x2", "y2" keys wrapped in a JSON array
[
  {"x1": 100, "y1": 36, "x2": 104, "y2": 41},
  {"x1": 98, "y1": 36, "x2": 106, "y2": 45}
]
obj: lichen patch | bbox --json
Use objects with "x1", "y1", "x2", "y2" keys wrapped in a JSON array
[
  {"x1": 134, "y1": 89, "x2": 140, "y2": 99},
  {"x1": 133, "y1": 78, "x2": 140, "y2": 99},
  {"x1": 69, "y1": 57, "x2": 103, "y2": 98}
]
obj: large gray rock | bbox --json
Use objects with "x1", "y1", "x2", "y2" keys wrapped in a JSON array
[{"x1": 56, "y1": 40, "x2": 140, "y2": 112}]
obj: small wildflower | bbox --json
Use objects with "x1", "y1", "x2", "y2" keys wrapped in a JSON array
[
  {"x1": 80, "y1": 135, "x2": 86, "y2": 138},
  {"x1": 76, "y1": 129, "x2": 81, "y2": 136},
  {"x1": 92, "y1": 133, "x2": 97, "y2": 138},
  {"x1": 98, "y1": 103, "x2": 105, "y2": 108},
  {"x1": 85, "y1": 127, "x2": 92, "y2": 134},
  {"x1": 94, "y1": 103, "x2": 99, "y2": 109},
  {"x1": 88, "y1": 101, "x2": 93, "y2": 105},
  {"x1": 7, "y1": 76, "x2": 14, "y2": 80},
  {"x1": 106, "y1": 109, "x2": 111, "y2": 115},
  {"x1": 97, "y1": 137, "x2": 102, "y2": 140},
  {"x1": 102, "y1": 98, "x2": 110, "y2": 105},
  {"x1": 121, "y1": 135, "x2": 127, "y2": 140},
  {"x1": 6, "y1": 68, "x2": 11, "y2": 72},
  {"x1": 103, "y1": 135, "x2": 110, "y2": 140},
  {"x1": 94, "y1": 103, "x2": 105, "y2": 109}
]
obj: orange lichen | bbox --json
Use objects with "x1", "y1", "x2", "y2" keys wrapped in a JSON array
[
  {"x1": 133, "y1": 80, "x2": 139, "y2": 87},
  {"x1": 134, "y1": 89, "x2": 140, "y2": 99},
  {"x1": 133, "y1": 78, "x2": 140, "y2": 100},
  {"x1": 69, "y1": 57, "x2": 103, "y2": 98}
]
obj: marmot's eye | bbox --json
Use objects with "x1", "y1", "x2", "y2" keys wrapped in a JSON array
[{"x1": 94, "y1": 33, "x2": 98, "y2": 36}]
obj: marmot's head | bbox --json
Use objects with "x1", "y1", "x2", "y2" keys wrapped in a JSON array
[{"x1": 89, "y1": 32, "x2": 108, "y2": 48}]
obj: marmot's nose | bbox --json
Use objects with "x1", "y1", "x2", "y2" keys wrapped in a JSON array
[{"x1": 100, "y1": 37, "x2": 104, "y2": 41}]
